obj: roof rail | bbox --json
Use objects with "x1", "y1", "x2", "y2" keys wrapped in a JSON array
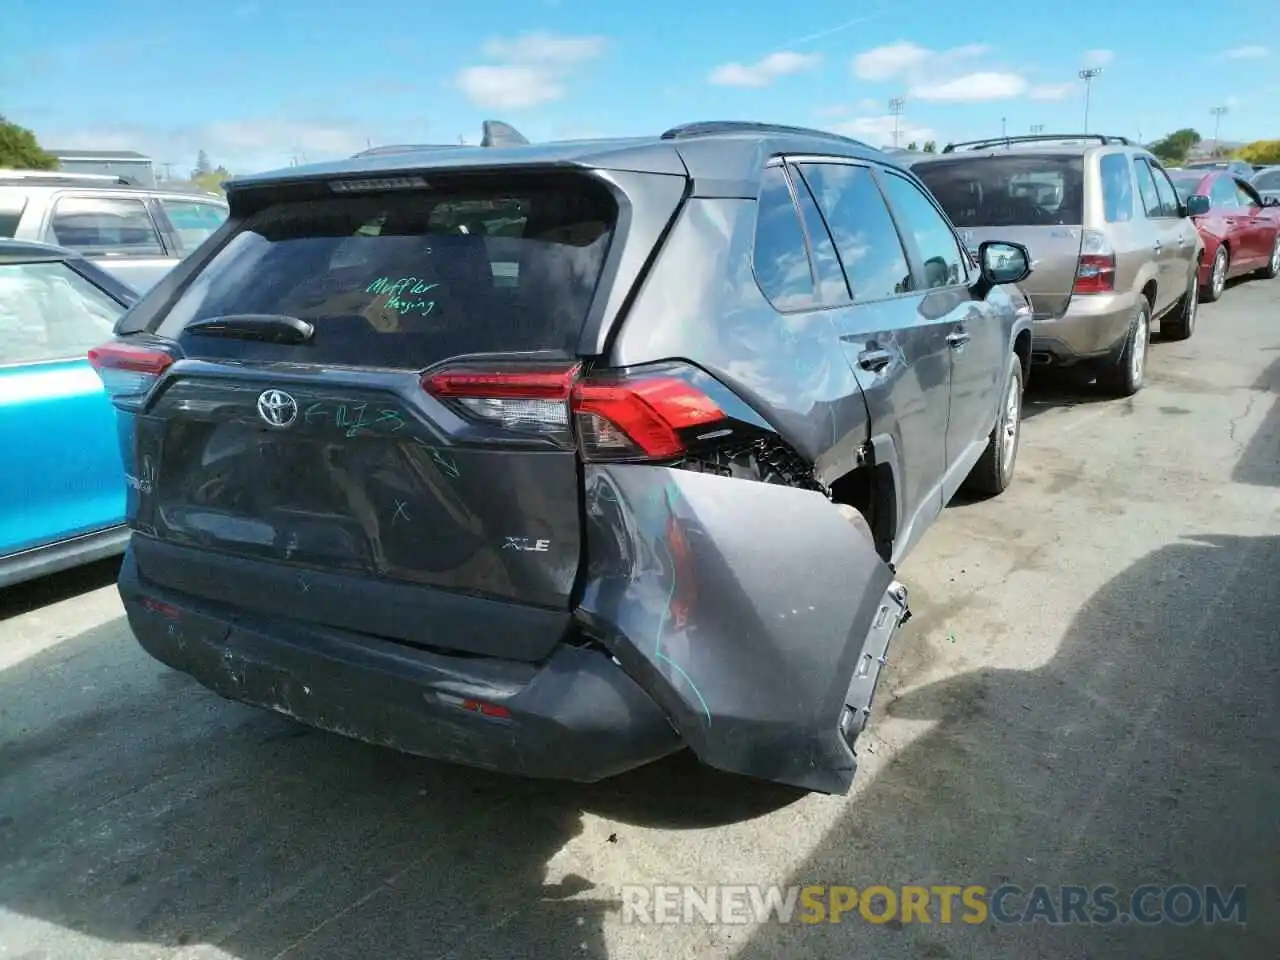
[
  {"x1": 0, "y1": 168, "x2": 133, "y2": 185},
  {"x1": 941, "y1": 133, "x2": 1131, "y2": 153},
  {"x1": 660, "y1": 121, "x2": 875, "y2": 150}
]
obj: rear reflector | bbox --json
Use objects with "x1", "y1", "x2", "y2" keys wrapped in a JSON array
[
  {"x1": 1073, "y1": 229, "x2": 1116, "y2": 294},
  {"x1": 422, "y1": 362, "x2": 727, "y2": 461},
  {"x1": 88, "y1": 341, "x2": 175, "y2": 407}
]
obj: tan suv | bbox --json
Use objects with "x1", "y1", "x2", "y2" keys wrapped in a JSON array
[{"x1": 910, "y1": 135, "x2": 1203, "y2": 396}]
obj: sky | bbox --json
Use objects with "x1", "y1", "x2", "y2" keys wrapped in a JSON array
[{"x1": 3, "y1": 0, "x2": 1278, "y2": 177}]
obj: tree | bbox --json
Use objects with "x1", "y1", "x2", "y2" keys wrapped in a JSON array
[
  {"x1": 922, "y1": 140, "x2": 937, "y2": 153},
  {"x1": 192, "y1": 164, "x2": 231, "y2": 195},
  {"x1": 906, "y1": 141, "x2": 918, "y2": 151},
  {"x1": 1236, "y1": 139, "x2": 1280, "y2": 165},
  {"x1": 0, "y1": 115, "x2": 57, "y2": 169},
  {"x1": 1149, "y1": 128, "x2": 1202, "y2": 165},
  {"x1": 192, "y1": 149, "x2": 213, "y2": 178}
]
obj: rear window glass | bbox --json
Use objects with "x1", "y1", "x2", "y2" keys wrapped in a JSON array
[
  {"x1": 160, "y1": 199, "x2": 228, "y2": 252},
  {"x1": 155, "y1": 176, "x2": 617, "y2": 367},
  {"x1": 913, "y1": 155, "x2": 1084, "y2": 227},
  {"x1": 1255, "y1": 170, "x2": 1280, "y2": 189}
]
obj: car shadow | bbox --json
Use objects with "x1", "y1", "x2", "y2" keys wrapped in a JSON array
[
  {"x1": 0, "y1": 595, "x2": 802, "y2": 959},
  {"x1": 1020, "y1": 366, "x2": 1116, "y2": 422},
  {"x1": 1231, "y1": 358, "x2": 1280, "y2": 488},
  {"x1": 731, "y1": 532, "x2": 1280, "y2": 959},
  {"x1": 0, "y1": 556, "x2": 120, "y2": 622}
]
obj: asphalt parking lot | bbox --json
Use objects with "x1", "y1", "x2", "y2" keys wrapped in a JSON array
[{"x1": 3, "y1": 277, "x2": 1278, "y2": 960}]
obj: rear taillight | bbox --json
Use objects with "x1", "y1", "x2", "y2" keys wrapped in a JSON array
[
  {"x1": 571, "y1": 376, "x2": 725, "y2": 460},
  {"x1": 1073, "y1": 230, "x2": 1116, "y2": 295},
  {"x1": 421, "y1": 362, "x2": 728, "y2": 462},
  {"x1": 87, "y1": 341, "x2": 175, "y2": 408}
]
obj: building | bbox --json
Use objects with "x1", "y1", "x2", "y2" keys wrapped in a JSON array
[{"x1": 49, "y1": 149, "x2": 156, "y2": 187}]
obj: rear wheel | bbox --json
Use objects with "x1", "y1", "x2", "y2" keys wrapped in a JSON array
[
  {"x1": 1163, "y1": 272, "x2": 1198, "y2": 341},
  {"x1": 1097, "y1": 298, "x2": 1150, "y2": 397},
  {"x1": 963, "y1": 358, "x2": 1023, "y2": 497},
  {"x1": 1203, "y1": 246, "x2": 1229, "y2": 302},
  {"x1": 1261, "y1": 234, "x2": 1280, "y2": 280}
]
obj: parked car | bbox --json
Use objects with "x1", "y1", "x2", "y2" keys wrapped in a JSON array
[
  {"x1": 909, "y1": 134, "x2": 1203, "y2": 397},
  {"x1": 1167, "y1": 168, "x2": 1280, "y2": 300},
  {"x1": 0, "y1": 239, "x2": 138, "y2": 589},
  {"x1": 89, "y1": 120, "x2": 1032, "y2": 795},
  {"x1": 1183, "y1": 159, "x2": 1257, "y2": 180},
  {"x1": 1251, "y1": 165, "x2": 1280, "y2": 205},
  {"x1": 0, "y1": 169, "x2": 229, "y2": 293}
]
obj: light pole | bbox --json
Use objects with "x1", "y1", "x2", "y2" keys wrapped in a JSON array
[
  {"x1": 1210, "y1": 106, "x2": 1228, "y2": 155},
  {"x1": 1001, "y1": 116, "x2": 1007, "y2": 138},
  {"x1": 1079, "y1": 68, "x2": 1103, "y2": 133},
  {"x1": 888, "y1": 96, "x2": 905, "y2": 149}
]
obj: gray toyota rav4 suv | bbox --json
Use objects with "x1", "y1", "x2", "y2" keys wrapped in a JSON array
[
  {"x1": 90, "y1": 120, "x2": 1032, "y2": 794},
  {"x1": 910, "y1": 134, "x2": 1203, "y2": 397}
]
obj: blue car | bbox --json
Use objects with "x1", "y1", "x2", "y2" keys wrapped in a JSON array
[{"x1": 0, "y1": 239, "x2": 139, "y2": 588}]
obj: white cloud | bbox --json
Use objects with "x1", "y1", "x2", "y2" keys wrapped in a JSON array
[
  {"x1": 858, "y1": 97, "x2": 881, "y2": 111},
  {"x1": 1082, "y1": 49, "x2": 1114, "y2": 68},
  {"x1": 1028, "y1": 82, "x2": 1074, "y2": 101},
  {"x1": 910, "y1": 71, "x2": 1027, "y2": 102},
  {"x1": 852, "y1": 41, "x2": 989, "y2": 81},
  {"x1": 852, "y1": 41, "x2": 931, "y2": 80},
  {"x1": 456, "y1": 65, "x2": 566, "y2": 109},
  {"x1": 1221, "y1": 45, "x2": 1268, "y2": 59},
  {"x1": 831, "y1": 115, "x2": 936, "y2": 146},
  {"x1": 455, "y1": 32, "x2": 608, "y2": 109},
  {"x1": 708, "y1": 51, "x2": 822, "y2": 87}
]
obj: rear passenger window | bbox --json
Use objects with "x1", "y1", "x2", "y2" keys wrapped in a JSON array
[
  {"x1": 160, "y1": 199, "x2": 228, "y2": 253},
  {"x1": 1133, "y1": 160, "x2": 1163, "y2": 219},
  {"x1": 1148, "y1": 163, "x2": 1179, "y2": 218},
  {"x1": 1100, "y1": 153, "x2": 1134, "y2": 223},
  {"x1": 790, "y1": 171, "x2": 850, "y2": 304},
  {"x1": 879, "y1": 171, "x2": 968, "y2": 289},
  {"x1": 1210, "y1": 177, "x2": 1240, "y2": 209},
  {"x1": 753, "y1": 166, "x2": 817, "y2": 310},
  {"x1": 797, "y1": 163, "x2": 911, "y2": 301},
  {"x1": 48, "y1": 196, "x2": 165, "y2": 255}
]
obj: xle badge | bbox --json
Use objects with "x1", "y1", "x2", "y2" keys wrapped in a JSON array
[{"x1": 503, "y1": 537, "x2": 551, "y2": 552}]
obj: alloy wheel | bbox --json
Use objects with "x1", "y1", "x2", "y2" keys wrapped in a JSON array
[
  {"x1": 1000, "y1": 370, "x2": 1021, "y2": 471},
  {"x1": 1131, "y1": 308, "x2": 1149, "y2": 386},
  {"x1": 1212, "y1": 250, "x2": 1227, "y2": 298}
]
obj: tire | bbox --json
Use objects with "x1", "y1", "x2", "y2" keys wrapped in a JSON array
[
  {"x1": 1203, "y1": 246, "x2": 1228, "y2": 302},
  {"x1": 962, "y1": 357, "x2": 1023, "y2": 497},
  {"x1": 1261, "y1": 234, "x2": 1280, "y2": 280},
  {"x1": 1097, "y1": 298, "x2": 1151, "y2": 397},
  {"x1": 1163, "y1": 271, "x2": 1198, "y2": 341}
]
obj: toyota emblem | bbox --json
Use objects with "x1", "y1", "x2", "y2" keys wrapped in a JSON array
[{"x1": 257, "y1": 389, "x2": 298, "y2": 428}]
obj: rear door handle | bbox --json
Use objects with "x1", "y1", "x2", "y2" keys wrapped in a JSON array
[
  {"x1": 946, "y1": 331, "x2": 971, "y2": 348},
  {"x1": 857, "y1": 348, "x2": 893, "y2": 371}
]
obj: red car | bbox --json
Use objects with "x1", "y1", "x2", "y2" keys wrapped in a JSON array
[{"x1": 1168, "y1": 168, "x2": 1280, "y2": 301}]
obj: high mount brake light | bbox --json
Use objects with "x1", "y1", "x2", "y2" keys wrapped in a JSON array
[
  {"x1": 87, "y1": 341, "x2": 175, "y2": 407},
  {"x1": 421, "y1": 364, "x2": 727, "y2": 461}
]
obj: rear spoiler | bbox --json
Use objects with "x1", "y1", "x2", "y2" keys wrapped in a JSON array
[{"x1": 352, "y1": 120, "x2": 530, "y2": 159}]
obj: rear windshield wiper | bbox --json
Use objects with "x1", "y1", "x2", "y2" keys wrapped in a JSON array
[{"x1": 185, "y1": 314, "x2": 315, "y2": 344}]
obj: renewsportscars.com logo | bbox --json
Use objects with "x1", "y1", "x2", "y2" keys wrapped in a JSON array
[{"x1": 619, "y1": 884, "x2": 1248, "y2": 927}]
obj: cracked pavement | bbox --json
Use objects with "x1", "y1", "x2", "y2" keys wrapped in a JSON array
[{"x1": 2, "y1": 275, "x2": 1279, "y2": 960}]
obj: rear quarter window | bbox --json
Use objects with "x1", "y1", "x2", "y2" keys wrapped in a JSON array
[
  {"x1": 154, "y1": 174, "x2": 618, "y2": 368},
  {"x1": 913, "y1": 155, "x2": 1085, "y2": 227},
  {"x1": 0, "y1": 188, "x2": 27, "y2": 238},
  {"x1": 1100, "y1": 153, "x2": 1135, "y2": 222},
  {"x1": 47, "y1": 195, "x2": 165, "y2": 255}
]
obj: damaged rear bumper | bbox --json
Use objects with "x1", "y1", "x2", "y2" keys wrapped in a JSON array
[
  {"x1": 575, "y1": 465, "x2": 910, "y2": 795},
  {"x1": 118, "y1": 550, "x2": 682, "y2": 783},
  {"x1": 118, "y1": 466, "x2": 910, "y2": 795}
]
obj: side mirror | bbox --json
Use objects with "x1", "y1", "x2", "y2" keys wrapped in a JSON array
[
  {"x1": 1186, "y1": 194, "x2": 1211, "y2": 217},
  {"x1": 978, "y1": 240, "x2": 1031, "y2": 288}
]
